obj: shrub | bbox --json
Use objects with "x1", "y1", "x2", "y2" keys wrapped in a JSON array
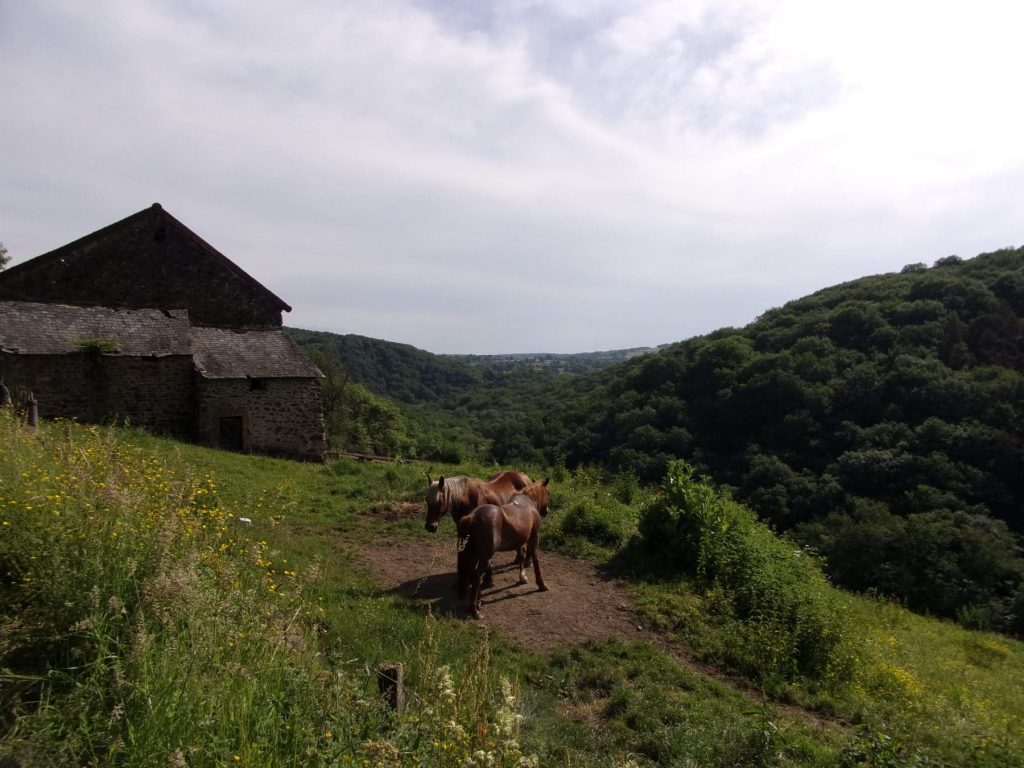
[
  {"x1": 560, "y1": 500, "x2": 635, "y2": 550},
  {"x1": 639, "y1": 460, "x2": 856, "y2": 684},
  {"x1": 432, "y1": 441, "x2": 464, "y2": 464}
]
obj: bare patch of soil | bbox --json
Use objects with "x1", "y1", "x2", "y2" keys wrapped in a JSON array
[
  {"x1": 355, "y1": 531, "x2": 850, "y2": 733},
  {"x1": 358, "y1": 535, "x2": 657, "y2": 654}
]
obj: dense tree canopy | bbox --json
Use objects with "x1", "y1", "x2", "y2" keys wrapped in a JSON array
[
  {"x1": 535, "y1": 247, "x2": 1024, "y2": 631},
  {"x1": 287, "y1": 329, "x2": 484, "y2": 403}
]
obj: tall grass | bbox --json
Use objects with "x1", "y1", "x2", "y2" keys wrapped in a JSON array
[
  {"x1": 543, "y1": 466, "x2": 646, "y2": 558},
  {"x1": 638, "y1": 460, "x2": 855, "y2": 687},
  {"x1": 0, "y1": 410, "x2": 534, "y2": 767}
]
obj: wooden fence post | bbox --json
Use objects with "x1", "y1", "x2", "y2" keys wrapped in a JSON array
[
  {"x1": 377, "y1": 662, "x2": 405, "y2": 715},
  {"x1": 26, "y1": 393, "x2": 38, "y2": 430}
]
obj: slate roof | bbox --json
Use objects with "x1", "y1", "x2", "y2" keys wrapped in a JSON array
[
  {"x1": 191, "y1": 327, "x2": 322, "y2": 379},
  {"x1": 0, "y1": 301, "x2": 191, "y2": 356},
  {"x1": 0, "y1": 302, "x2": 319, "y2": 379}
]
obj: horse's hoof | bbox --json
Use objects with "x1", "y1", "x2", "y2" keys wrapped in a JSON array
[
  {"x1": 537, "y1": 584, "x2": 549, "y2": 592},
  {"x1": 517, "y1": 576, "x2": 529, "y2": 585},
  {"x1": 472, "y1": 611, "x2": 483, "y2": 620}
]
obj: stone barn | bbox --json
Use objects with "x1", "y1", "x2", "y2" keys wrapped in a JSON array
[{"x1": 0, "y1": 204, "x2": 326, "y2": 460}]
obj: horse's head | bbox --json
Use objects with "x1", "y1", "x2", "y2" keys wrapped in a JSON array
[
  {"x1": 424, "y1": 475, "x2": 445, "y2": 532},
  {"x1": 521, "y1": 478, "x2": 551, "y2": 517}
]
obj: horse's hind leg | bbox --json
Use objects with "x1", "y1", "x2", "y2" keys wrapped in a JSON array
[
  {"x1": 510, "y1": 545, "x2": 531, "y2": 568},
  {"x1": 529, "y1": 532, "x2": 548, "y2": 592},
  {"x1": 481, "y1": 563, "x2": 495, "y2": 589},
  {"x1": 469, "y1": 562, "x2": 486, "y2": 619}
]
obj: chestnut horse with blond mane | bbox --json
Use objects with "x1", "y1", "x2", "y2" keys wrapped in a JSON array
[
  {"x1": 423, "y1": 470, "x2": 530, "y2": 532},
  {"x1": 457, "y1": 478, "x2": 550, "y2": 619},
  {"x1": 424, "y1": 470, "x2": 531, "y2": 586}
]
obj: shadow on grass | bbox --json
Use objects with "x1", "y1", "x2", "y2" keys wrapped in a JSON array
[{"x1": 604, "y1": 538, "x2": 692, "y2": 584}]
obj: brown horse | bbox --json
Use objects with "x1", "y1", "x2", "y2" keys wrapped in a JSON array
[
  {"x1": 457, "y1": 478, "x2": 550, "y2": 619},
  {"x1": 423, "y1": 470, "x2": 530, "y2": 532},
  {"x1": 425, "y1": 470, "x2": 532, "y2": 586}
]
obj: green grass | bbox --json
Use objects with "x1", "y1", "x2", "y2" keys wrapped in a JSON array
[
  {"x1": 516, "y1": 639, "x2": 847, "y2": 767},
  {"x1": 0, "y1": 415, "x2": 535, "y2": 767},
  {"x1": 3, "y1": 416, "x2": 1023, "y2": 766},
  {"x1": 843, "y1": 596, "x2": 1024, "y2": 764}
]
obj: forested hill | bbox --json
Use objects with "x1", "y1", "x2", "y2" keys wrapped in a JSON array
[
  {"x1": 286, "y1": 329, "x2": 484, "y2": 403},
  {"x1": 533, "y1": 247, "x2": 1024, "y2": 631},
  {"x1": 447, "y1": 347, "x2": 661, "y2": 374},
  {"x1": 285, "y1": 329, "x2": 652, "y2": 401}
]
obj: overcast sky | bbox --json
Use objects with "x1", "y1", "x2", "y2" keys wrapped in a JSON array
[{"x1": 2, "y1": 1, "x2": 1022, "y2": 354}]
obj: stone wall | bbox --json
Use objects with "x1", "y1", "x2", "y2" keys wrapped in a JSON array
[
  {"x1": 196, "y1": 377, "x2": 326, "y2": 461},
  {"x1": 0, "y1": 352, "x2": 195, "y2": 437}
]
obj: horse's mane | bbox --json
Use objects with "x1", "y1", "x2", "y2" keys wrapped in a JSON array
[
  {"x1": 514, "y1": 480, "x2": 549, "y2": 512},
  {"x1": 428, "y1": 475, "x2": 473, "y2": 507}
]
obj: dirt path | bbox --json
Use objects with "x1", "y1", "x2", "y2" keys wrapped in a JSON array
[
  {"x1": 357, "y1": 534, "x2": 659, "y2": 654},
  {"x1": 354, "y1": 521, "x2": 848, "y2": 734}
]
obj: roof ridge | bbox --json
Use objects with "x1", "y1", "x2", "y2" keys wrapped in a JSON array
[{"x1": 0, "y1": 204, "x2": 291, "y2": 312}]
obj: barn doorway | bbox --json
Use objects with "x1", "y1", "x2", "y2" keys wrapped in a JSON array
[{"x1": 218, "y1": 416, "x2": 244, "y2": 451}]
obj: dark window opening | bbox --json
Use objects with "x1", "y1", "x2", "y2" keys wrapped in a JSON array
[{"x1": 249, "y1": 378, "x2": 267, "y2": 391}]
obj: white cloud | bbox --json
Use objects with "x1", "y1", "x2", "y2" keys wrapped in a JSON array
[{"x1": 1, "y1": 0, "x2": 1021, "y2": 352}]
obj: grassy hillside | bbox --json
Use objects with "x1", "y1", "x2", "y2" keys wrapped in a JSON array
[{"x1": 2, "y1": 414, "x2": 1022, "y2": 765}]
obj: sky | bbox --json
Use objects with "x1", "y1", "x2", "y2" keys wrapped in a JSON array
[{"x1": 1, "y1": 1, "x2": 1022, "y2": 354}]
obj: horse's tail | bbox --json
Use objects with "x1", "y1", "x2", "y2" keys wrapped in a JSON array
[
  {"x1": 457, "y1": 511, "x2": 476, "y2": 541},
  {"x1": 456, "y1": 514, "x2": 476, "y2": 598}
]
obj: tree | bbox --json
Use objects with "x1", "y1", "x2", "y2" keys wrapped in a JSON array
[
  {"x1": 304, "y1": 350, "x2": 349, "y2": 436},
  {"x1": 0, "y1": 242, "x2": 9, "y2": 271}
]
